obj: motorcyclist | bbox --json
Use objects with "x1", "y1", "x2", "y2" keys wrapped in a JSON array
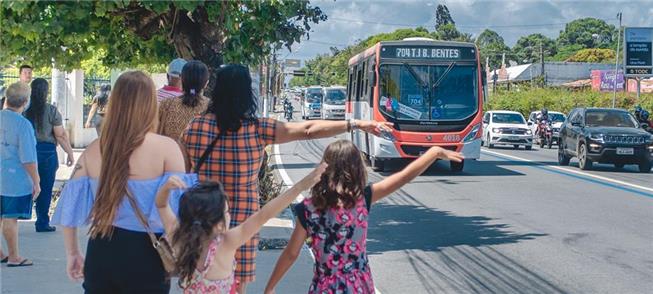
[
  {"x1": 283, "y1": 98, "x2": 293, "y2": 121},
  {"x1": 640, "y1": 109, "x2": 652, "y2": 132},
  {"x1": 535, "y1": 108, "x2": 550, "y2": 136}
]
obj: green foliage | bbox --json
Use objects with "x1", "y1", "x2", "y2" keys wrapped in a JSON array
[
  {"x1": 512, "y1": 34, "x2": 557, "y2": 64},
  {"x1": 0, "y1": 1, "x2": 326, "y2": 71},
  {"x1": 289, "y1": 28, "x2": 435, "y2": 87},
  {"x1": 566, "y1": 48, "x2": 616, "y2": 63},
  {"x1": 487, "y1": 88, "x2": 653, "y2": 117},
  {"x1": 435, "y1": 4, "x2": 455, "y2": 30},
  {"x1": 557, "y1": 18, "x2": 616, "y2": 49},
  {"x1": 476, "y1": 29, "x2": 510, "y2": 69}
]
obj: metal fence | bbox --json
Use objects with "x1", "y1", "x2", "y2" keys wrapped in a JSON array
[{"x1": 0, "y1": 72, "x2": 109, "y2": 105}]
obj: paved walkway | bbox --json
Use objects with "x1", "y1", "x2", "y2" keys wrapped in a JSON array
[{"x1": 1, "y1": 147, "x2": 314, "y2": 293}]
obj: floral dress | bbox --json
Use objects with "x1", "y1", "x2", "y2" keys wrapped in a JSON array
[{"x1": 294, "y1": 186, "x2": 375, "y2": 294}]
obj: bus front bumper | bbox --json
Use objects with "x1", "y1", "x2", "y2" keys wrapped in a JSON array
[{"x1": 373, "y1": 137, "x2": 481, "y2": 160}]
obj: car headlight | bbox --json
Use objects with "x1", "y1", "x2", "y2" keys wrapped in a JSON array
[
  {"x1": 589, "y1": 133, "x2": 604, "y2": 142},
  {"x1": 647, "y1": 135, "x2": 653, "y2": 144},
  {"x1": 492, "y1": 128, "x2": 500, "y2": 134},
  {"x1": 526, "y1": 129, "x2": 533, "y2": 135},
  {"x1": 463, "y1": 124, "x2": 481, "y2": 143}
]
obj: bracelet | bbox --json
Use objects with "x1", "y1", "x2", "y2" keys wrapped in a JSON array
[
  {"x1": 351, "y1": 119, "x2": 358, "y2": 130},
  {"x1": 346, "y1": 119, "x2": 352, "y2": 132}
]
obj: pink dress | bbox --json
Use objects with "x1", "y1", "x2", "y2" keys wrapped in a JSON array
[
  {"x1": 294, "y1": 186, "x2": 376, "y2": 293},
  {"x1": 184, "y1": 235, "x2": 237, "y2": 294}
]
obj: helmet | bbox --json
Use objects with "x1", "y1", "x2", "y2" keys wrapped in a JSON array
[
  {"x1": 541, "y1": 108, "x2": 548, "y2": 116},
  {"x1": 641, "y1": 110, "x2": 650, "y2": 121}
]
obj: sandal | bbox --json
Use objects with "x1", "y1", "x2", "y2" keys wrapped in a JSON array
[{"x1": 7, "y1": 258, "x2": 33, "y2": 267}]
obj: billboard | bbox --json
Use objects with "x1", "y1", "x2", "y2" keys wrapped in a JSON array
[
  {"x1": 624, "y1": 27, "x2": 653, "y2": 77},
  {"x1": 591, "y1": 70, "x2": 624, "y2": 92}
]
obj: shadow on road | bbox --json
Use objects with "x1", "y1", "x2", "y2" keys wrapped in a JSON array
[{"x1": 366, "y1": 193, "x2": 561, "y2": 293}]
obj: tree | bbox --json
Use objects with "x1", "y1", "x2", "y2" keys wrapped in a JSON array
[
  {"x1": 475, "y1": 29, "x2": 510, "y2": 69},
  {"x1": 557, "y1": 18, "x2": 616, "y2": 49},
  {"x1": 512, "y1": 34, "x2": 557, "y2": 64},
  {"x1": 566, "y1": 48, "x2": 615, "y2": 63},
  {"x1": 1, "y1": 0, "x2": 326, "y2": 94},
  {"x1": 435, "y1": 4, "x2": 455, "y2": 30}
]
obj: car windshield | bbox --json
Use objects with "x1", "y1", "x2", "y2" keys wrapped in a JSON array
[
  {"x1": 324, "y1": 89, "x2": 346, "y2": 105},
  {"x1": 585, "y1": 110, "x2": 638, "y2": 128},
  {"x1": 492, "y1": 113, "x2": 525, "y2": 124},
  {"x1": 379, "y1": 64, "x2": 478, "y2": 121},
  {"x1": 306, "y1": 89, "x2": 322, "y2": 103},
  {"x1": 550, "y1": 113, "x2": 566, "y2": 123}
]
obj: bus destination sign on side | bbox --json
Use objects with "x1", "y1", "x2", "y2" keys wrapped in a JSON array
[{"x1": 381, "y1": 46, "x2": 475, "y2": 60}]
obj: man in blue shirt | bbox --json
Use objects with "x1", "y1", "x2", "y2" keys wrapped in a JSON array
[{"x1": 0, "y1": 82, "x2": 39, "y2": 267}]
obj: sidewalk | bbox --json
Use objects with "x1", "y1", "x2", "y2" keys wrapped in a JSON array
[{"x1": 1, "y1": 149, "x2": 314, "y2": 293}]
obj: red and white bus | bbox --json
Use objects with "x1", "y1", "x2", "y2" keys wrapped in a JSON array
[{"x1": 346, "y1": 38, "x2": 486, "y2": 172}]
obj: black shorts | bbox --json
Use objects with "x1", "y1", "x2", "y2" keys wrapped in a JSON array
[{"x1": 83, "y1": 226, "x2": 170, "y2": 294}]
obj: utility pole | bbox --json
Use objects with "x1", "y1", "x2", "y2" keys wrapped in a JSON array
[
  {"x1": 612, "y1": 12, "x2": 622, "y2": 108},
  {"x1": 540, "y1": 41, "x2": 545, "y2": 87}
]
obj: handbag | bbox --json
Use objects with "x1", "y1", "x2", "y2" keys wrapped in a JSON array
[{"x1": 125, "y1": 188, "x2": 178, "y2": 275}]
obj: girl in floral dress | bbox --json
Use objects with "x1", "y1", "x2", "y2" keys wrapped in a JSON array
[{"x1": 264, "y1": 140, "x2": 463, "y2": 294}]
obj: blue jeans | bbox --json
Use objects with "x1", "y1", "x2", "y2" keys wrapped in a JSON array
[{"x1": 35, "y1": 142, "x2": 59, "y2": 229}]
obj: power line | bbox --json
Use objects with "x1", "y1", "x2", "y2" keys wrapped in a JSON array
[{"x1": 327, "y1": 16, "x2": 614, "y2": 30}]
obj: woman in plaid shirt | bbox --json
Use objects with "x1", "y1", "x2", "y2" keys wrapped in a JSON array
[{"x1": 183, "y1": 64, "x2": 389, "y2": 293}]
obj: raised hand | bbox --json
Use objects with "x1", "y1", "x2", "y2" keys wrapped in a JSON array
[{"x1": 427, "y1": 146, "x2": 464, "y2": 162}]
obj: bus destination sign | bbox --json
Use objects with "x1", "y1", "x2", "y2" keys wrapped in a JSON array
[{"x1": 381, "y1": 46, "x2": 475, "y2": 60}]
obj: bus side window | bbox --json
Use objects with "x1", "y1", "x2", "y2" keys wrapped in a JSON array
[
  {"x1": 362, "y1": 61, "x2": 368, "y2": 101},
  {"x1": 356, "y1": 65, "x2": 363, "y2": 102},
  {"x1": 347, "y1": 68, "x2": 354, "y2": 102},
  {"x1": 368, "y1": 56, "x2": 375, "y2": 103}
]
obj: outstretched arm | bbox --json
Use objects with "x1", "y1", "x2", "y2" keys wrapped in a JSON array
[
  {"x1": 223, "y1": 163, "x2": 326, "y2": 250},
  {"x1": 264, "y1": 222, "x2": 307, "y2": 294},
  {"x1": 370, "y1": 146, "x2": 463, "y2": 203},
  {"x1": 274, "y1": 119, "x2": 392, "y2": 144}
]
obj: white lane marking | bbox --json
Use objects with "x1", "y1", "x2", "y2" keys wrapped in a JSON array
[
  {"x1": 482, "y1": 149, "x2": 653, "y2": 194},
  {"x1": 272, "y1": 142, "x2": 382, "y2": 294}
]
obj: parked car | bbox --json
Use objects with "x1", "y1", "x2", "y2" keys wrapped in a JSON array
[
  {"x1": 558, "y1": 107, "x2": 653, "y2": 172},
  {"x1": 482, "y1": 111, "x2": 533, "y2": 149},
  {"x1": 321, "y1": 86, "x2": 346, "y2": 120},
  {"x1": 527, "y1": 111, "x2": 566, "y2": 145}
]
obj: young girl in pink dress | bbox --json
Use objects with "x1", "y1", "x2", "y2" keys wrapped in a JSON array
[{"x1": 265, "y1": 140, "x2": 463, "y2": 294}]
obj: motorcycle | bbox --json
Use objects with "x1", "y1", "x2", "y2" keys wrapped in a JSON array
[
  {"x1": 537, "y1": 120, "x2": 553, "y2": 149},
  {"x1": 283, "y1": 101, "x2": 294, "y2": 122}
]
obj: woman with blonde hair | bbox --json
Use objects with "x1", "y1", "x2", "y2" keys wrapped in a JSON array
[{"x1": 52, "y1": 71, "x2": 196, "y2": 293}]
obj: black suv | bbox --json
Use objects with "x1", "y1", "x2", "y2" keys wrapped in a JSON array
[{"x1": 558, "y1": 108, "x2": 653, "y2": 172}]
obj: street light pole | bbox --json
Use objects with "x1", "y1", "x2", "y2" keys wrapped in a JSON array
[
  {"x1": 540, "y1": 41, "x2": 545, "y2": 87},
  {"x1": 612, "y1": 12, "x2": 622, "y2": 108}
]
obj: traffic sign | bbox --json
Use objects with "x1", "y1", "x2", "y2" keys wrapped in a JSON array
[
  {"x1": 624, "y1": 27, "x2": 653, "y2": 77},
  {"x1": 285, "y1": 59, "x2": 301, "y2": 68},
  {"x1": 292, "y1": 70, "x2": 306, "y2": 76}
]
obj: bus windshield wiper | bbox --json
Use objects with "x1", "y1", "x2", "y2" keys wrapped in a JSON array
[
  {"x1": 432, "y1": 62, "x2": 456, "y2": 90},
  {"x1": 402, "y1": 63, "x2": 427, "y2": 89}
]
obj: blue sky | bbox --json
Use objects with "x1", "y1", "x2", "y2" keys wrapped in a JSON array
[{"x1": 283, "y1": 0, "x2": 653, "y2": 64}]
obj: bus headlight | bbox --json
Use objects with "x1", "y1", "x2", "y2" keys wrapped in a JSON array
[{"x1": 463, "y1": 124, "x2": 481, "y2": 143}]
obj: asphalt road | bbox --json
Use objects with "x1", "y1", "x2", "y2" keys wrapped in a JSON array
[{"x1": 273, "y1": 114, "x2": 653, "y2": 294}]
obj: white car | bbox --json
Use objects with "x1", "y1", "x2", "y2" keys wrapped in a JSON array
[
  {"x1": 482, "y1": 111, "x2": 533, "y2": 149},
  {"x1": 527, "y1": 111, "x2": 567, "y2": 144},
  {"x1": 301, "y1": 86, "x2": 322, "y2": 120},
  {"x1": 321, "y1": 86, "x2": 346, "y2": 120}
]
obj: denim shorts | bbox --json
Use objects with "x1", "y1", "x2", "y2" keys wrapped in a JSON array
[{"x1": 0, "y1": 194, "x2": 33, "y2": 219}]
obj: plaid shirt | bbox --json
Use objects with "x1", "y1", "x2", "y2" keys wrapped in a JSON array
[{"x1": 182, "y1": 114, "x2": 277, "y2": 281}]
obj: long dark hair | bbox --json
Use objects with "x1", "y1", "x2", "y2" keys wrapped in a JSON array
[
  {"x1": 207, "y1": 64, "x2": 257, "y2": 132},
  {"x1": 94, "y1": 84, "x2": 110, "y2": 107},
  {"x1": 181, "y1": 61, "x2": 209, "y2": 107},
  {"x1": 24, "y1": 78, "x2": 49, "y2": 131},
  {"x1": 173, "y1": 182, "x2": 228, "y2": 289},
  {"x1": 310, "y1": 140, "x2": 367, "y2": 211}
]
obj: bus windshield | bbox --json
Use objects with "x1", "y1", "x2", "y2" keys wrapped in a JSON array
[
  {"x1": 306, "y1": 89, "x2": 322, "y2": 103},
  {"x1": 379, "y1": 64, "x2": 478, "y2": 121},
  {"x1": 324, "y1": 89, "x2": 346, "y2": 105}
]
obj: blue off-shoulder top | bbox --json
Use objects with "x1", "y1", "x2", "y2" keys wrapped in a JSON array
[{"x1": 51, "y1": 172, "x2": 198, "y2": 233}]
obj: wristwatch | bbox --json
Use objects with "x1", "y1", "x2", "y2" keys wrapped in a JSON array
[{"x1": 347, "y1": 119, "x2": 358, "y2": 132}]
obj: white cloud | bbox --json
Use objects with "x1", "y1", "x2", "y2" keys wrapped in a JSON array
[{"x1": 284, "y1": 0, "x2": 652, "y2": 63}]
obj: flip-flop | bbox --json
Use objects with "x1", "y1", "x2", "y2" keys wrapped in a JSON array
[
  {"x1": 0, "y1": 256, "x2": 8, "y2": 263},
  {"x1": 7, "y1": 259, "x2": 33, "y2": 267}
]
